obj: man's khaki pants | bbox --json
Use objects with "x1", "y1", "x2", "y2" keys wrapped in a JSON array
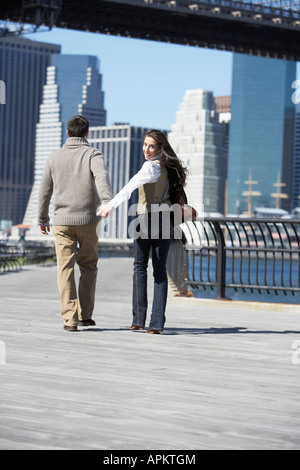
[{"x1": 53, "y1": 223, "x2": 98, "y2": 327}]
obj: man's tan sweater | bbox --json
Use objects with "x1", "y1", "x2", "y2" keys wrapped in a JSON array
[{"x1": 38, "y1": 137, "x2": 112, "y2": 226}]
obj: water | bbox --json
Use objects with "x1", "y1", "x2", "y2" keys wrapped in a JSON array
[{"x1": 189, "y1": 255, "x2": 300, "y2": 305}]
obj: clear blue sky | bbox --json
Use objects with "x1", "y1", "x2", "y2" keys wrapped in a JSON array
[{"x1": 27, "y1": 28, "x2": 233, "y2": 130}]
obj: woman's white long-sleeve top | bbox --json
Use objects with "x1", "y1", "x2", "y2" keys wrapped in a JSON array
[{"x1": 109, "y1": 159, "x2": 161, "y2": 209}]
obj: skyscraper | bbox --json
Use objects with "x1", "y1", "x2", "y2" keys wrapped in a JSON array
[
  {"x1": 0, "y1": 36, "x2": 60, "y2": 225},
  {"x1": 23, "y1": 54, "x2": 106, "y2": 228},
  {"x1": 50, "y1": 54, "x2": 106, "y2": 136},
  {"x1": 168, "y1": 89, "x2": 228, "y2": 214},
  {"x1": 227, "y1": 53, "x2": 296, "y2": 215}
]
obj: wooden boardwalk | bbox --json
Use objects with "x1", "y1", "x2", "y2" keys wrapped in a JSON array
[{"x1": 1, "y1": 257, "x2": 300, "y2": 450}]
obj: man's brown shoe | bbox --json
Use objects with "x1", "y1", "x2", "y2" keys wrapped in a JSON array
[
  {"x1": 130, "y1": 325, "x2": 144, "y2": 330},
  {"x1": 147, "y1": 329, "x2": 162, "y2": 334},
  {"x1": 64, "y1": 325, "x2": 78, "y2": 331}
]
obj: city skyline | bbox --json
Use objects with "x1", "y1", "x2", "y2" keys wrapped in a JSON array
[
  {"x1": 1, "y1": 29, "x2": 300, "y2": 230},
  {"x1": 27, "y1": 28, "x2": 233, "y2": 131},
  {"x1": 26, "y1": 27, "x2": 300, "y2": 131}
]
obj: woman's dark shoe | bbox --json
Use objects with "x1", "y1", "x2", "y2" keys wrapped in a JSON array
[
  {"x1": 130, "y1": 325, "x2": 144, "y2": 330},
  {"x1": 147, "y1": 329, "x2": 162, "y2": 334}
]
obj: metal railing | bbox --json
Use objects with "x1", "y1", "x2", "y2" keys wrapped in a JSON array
[
  {"x1": 167, "y1": 217, "x2": 300, "y2": 299},
  {"x1": 0, "y1": 242, "x2": 56, "y2": 274}
]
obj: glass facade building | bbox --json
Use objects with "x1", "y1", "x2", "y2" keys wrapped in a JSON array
[
  {"x1": 50, "y1": 54, "x2": 106, "y2": 137},
  {"x1": 227, "y1": 53, "x2": 296, "y2": 215},
  {"x1": 0, "y1": 36, "x2": 60, "y2": 225}
]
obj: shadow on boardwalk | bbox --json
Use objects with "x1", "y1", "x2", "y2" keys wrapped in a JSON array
[{"x1": 163, "y1": 327, "x2": 300, "y2": 336}]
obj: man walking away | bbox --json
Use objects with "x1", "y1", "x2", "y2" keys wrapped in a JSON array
[{"x1": 39, "y1": 115, "x2": 112, "y2": 331}]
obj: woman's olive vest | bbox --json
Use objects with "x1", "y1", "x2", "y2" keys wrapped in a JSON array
[{"x1": 137, "y1": 164, "x2": 170, "y2": 214}]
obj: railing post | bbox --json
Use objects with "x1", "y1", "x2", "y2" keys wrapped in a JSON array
[
  {"x1": 212, "y1": 221, "x2": 226, "y2": 299},
  {"x1": 180, "y1": 242, "x2": 189, "y2": 296}
]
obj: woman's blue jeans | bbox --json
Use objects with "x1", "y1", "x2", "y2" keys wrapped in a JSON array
[{"x1": 132, "y1": 216, "x2": 171, "y2": 331}]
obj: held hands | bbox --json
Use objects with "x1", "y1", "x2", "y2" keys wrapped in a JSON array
[{"x1": 97, "y1": 203, "x2": 114, "y2": 218}]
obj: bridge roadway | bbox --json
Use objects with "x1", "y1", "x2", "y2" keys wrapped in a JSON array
[
  {"x1": 1, "y1": 0, "x2": 300, "y2": 60},
  {"x1": 1, "y1": 256, "x2": 300, "y2": 450}
]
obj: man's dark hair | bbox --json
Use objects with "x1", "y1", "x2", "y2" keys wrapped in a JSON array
[{"x1": 67, "y1": 115, "x2": 89, "y2": 137}]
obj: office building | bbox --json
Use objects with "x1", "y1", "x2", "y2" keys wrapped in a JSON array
[
  {"x1": 168, "y1": 89, "x2": 228, "y2": 214},
  {"x1": 227, "y1": 53, "x2": 296, "y2": 215},
  {"x1": 88, "y1": 125, "x2": 153, "y2": 239},
  {"x1": 0, "y1": 36, "x2": 60, "y2": 225},
  {"x1": 23, "y1": 54, "x2": 106, "y2": 228}
]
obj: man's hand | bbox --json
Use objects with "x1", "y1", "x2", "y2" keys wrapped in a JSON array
[
  {"x1": 97, "y1": 204, "x2": 114, "y2": 218},
  {"x1": 39, "y1": 224, "x2": 50, "y2": 235}
]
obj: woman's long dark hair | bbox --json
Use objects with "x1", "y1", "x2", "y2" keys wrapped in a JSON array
[{"x1": 144, "y1": 129, "x2": 188, "y2": 204}]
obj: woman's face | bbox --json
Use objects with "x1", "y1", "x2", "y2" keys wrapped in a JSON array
[{"x1": 143, "y1": 136, "x2": 160, "y2": 161}]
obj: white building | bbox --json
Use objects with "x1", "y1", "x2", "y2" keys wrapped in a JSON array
[
  {"x1": 168, "y1": 89, "x2": 228, "y2": 215},
  {"x1": 23, "y1": 66, "x2": 62, "y2": 230}
]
